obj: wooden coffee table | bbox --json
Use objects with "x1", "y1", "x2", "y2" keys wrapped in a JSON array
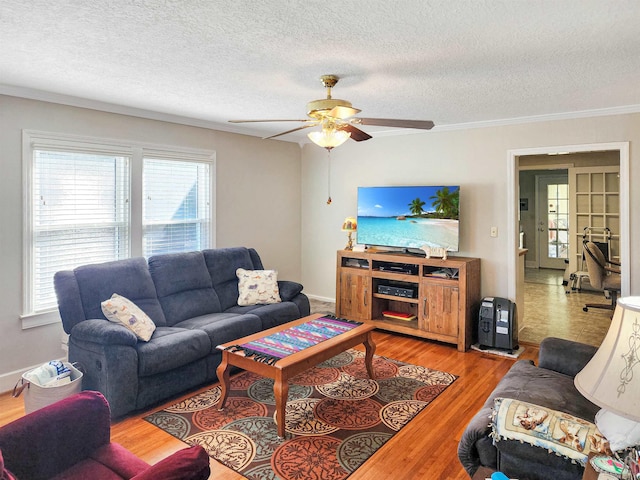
[
  {"x1": 215, "y1": 313, "x2": 376, "y2": 438},
  {"x1": 472, "y1": 466, "x2": 497, "y2": 479}
]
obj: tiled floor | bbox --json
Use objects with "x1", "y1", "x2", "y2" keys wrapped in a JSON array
[{"x1": 519, "y1": 268, "x2": 612, "y2": 346}]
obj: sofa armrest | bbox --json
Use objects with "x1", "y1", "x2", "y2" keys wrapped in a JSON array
[
  {"x1": 458, "y1": 406, "x2": 497, "y2": 476},
  {"x1": 71, "y1": 319, "x2": 138, "y2": 346},
  {"x1": 131, "y1": 446, "x2": 210, "y2": 480},
  {"x1": 0, "y1": 391, "x2": 111, "y2": 479},
  {"x1": 277, "y1": 280, "x2": 304, "y2": 301},
  {"x1": 538, "y1": 337, "x2": 597, "y2": 378}
]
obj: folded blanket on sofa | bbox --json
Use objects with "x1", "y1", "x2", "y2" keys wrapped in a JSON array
[{"x1": 491, "y1": 398, "x2": 611, "y2": 466}]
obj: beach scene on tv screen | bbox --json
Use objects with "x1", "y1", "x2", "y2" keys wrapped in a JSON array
[{"x1": 357, "y1": 186, "x2": 460, "y2": 251}]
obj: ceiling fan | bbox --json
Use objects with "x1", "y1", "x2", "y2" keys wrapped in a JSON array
[{"x1": 229, "y1": 75, "x2": 434, "y2": 148}]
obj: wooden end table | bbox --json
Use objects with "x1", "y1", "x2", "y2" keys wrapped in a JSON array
[
  {"x1": 472, "y1": 466, "x2": 497, "y2": 479},
  {"x1": 215, "y1": 313, "x2": 376, "y2": 438}
]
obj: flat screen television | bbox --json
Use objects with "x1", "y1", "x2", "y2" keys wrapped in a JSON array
[{"x1": 357, "y1": 185, "x2": 460, "y2": 252}]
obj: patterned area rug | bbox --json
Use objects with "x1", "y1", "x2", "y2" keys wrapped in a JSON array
[{"x1": 144, "y1": 349, "x2": 457, "y2": 480}]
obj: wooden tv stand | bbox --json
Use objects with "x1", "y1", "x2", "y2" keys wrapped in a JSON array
[{"x1": 335, "y1": 249, "x2": 481, "y2": 351}]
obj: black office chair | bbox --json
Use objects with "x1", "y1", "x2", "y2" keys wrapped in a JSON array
[{"x1": 582, "y1": 241, "x2": 621, "y2": 312}]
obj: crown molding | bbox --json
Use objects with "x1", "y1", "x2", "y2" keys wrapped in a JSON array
[
  {"x1": 3, "y1": 84, "x2": 640, "y2": 139},
  {"x1": 435, "y1": 104, "x2": 640, "y2": 131},
  {"x1": 0, "y1": 84, "x2": 240, "y2": 133}
]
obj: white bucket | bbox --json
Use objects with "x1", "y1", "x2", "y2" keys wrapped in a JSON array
[{"x1": 13, "y1": 362, "x2": 83, "y2": 414}]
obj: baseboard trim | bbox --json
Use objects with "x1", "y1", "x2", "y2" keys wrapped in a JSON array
[{"x1": 306, "y1": 293, "x2": 336, "y2": 303}]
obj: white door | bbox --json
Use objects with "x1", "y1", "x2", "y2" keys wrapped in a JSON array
[
  {"x1": 568, "y1": 165, "x2": 620, "y2": 274},
  {"x1": 536, "y1": 174, "x2": 569, "y2": 269}
]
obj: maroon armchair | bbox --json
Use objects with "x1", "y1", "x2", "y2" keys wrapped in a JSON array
[{"x1": 0, "y1": 390, "x2": 210, "y2": 480}]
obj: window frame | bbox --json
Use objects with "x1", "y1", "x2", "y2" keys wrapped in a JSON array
[{"x1": 22, "y1": 130, "x2": 216, "y2": 329}]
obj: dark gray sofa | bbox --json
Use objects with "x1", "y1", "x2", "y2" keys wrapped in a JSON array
[
  {"x1": 54, "y1": 247, "x2": 310, "y2": 418},
  {"x1": 458, "y1": 337, "x2": 599, "y2": 480}
]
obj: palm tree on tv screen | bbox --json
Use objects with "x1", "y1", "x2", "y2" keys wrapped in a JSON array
[
  {"x1": 430, "y1": 187, "x2": 459, "y2": 219},
  {"x1": 408, "y1": 198, "x2": 426, "y2": 216}
]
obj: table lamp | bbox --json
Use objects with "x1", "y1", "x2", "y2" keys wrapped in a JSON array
[
  {"x1": 574, "y1": 296, "x2": 640, "y2": 452},
  {"x1": 342, "y1": 217, "x2": 357, "y2": 251}
]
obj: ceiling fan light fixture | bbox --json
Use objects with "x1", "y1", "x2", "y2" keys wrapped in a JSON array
[{"x1": 307, "y1": 127, "x2": 351, "y2": 149}]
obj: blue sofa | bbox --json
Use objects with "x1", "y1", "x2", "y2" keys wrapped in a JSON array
[{"x1": 54, "y1": 247, "x2": 310, "y2": 418}]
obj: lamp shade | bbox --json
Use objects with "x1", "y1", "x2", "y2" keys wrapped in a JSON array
[
  {"x1": 342, "y1": 217, "x2": 357, "y2": 232},
  {"x1": 308, "y1": 128, "x2": 350, "y2": 149},
  {"x1": 574, "y1": 296, "x2": 640, "y2": 422}
]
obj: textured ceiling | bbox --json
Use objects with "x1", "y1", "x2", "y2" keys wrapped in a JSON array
[{"x1": 2, "y1": 0, "x2": 640, "y2": 143}]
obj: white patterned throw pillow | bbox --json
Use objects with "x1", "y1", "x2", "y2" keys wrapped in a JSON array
[
  {"x1": 236, "y1": 268, "x2": 282, "y2": 306},
  {"x1": 101, "y1": 293, "x2": 156, "y2": 341}
]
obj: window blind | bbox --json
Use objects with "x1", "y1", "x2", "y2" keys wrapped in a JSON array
[
  {"x1": 32, "y1": 150, "x2": 130, "y2": 312},
  {"x1": 143, "y1": 158, "x2": 210, "y2": 256}
]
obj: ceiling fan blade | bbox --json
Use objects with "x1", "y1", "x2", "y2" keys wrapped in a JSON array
[
  {"x1": 328, "y1": 105, "x2": 361, "y2": 120},
  {"x1": 263, "y1": 123, "x2": 317, "y2": 140},
  {"x1": 338, "y1": 124, "x2": 372, "y2": 142},
  {"x1": 229, "y1": 119, "x2": 308, "y2": 123},
  {"x1": 357, "y1": 118, "x2": 435, "y2": 130}
]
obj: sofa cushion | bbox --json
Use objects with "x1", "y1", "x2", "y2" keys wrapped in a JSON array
[
  {"x1": 136, "y1": 327, "x2": 211, "y2": 376},
  {"x1": 236, "y1": 268, "x2": 282, "y2": 306},
  {"x1": 174, "y1": 312, "x2": 263, "y2": 350},
  {"x1": 491, "y1": 398, "x2": 610, "y2": 466},
  {"x1": 226, "y1": 302, "x2": 300, "y2": 330},
  {"x1": 73, "y1": 257, "x2": 167, "y2": 326},
  {"x1": 481, "y1": 360, "x2": 600, "y2": 420},
  {"x1": 51, "y1": 443, "x2": 150, "y2": 480},
  {"x1": 203, "y1": 247, "x2": 261, "y2": 311},
  {"x1": 101, "y1": 294, "x2": 156, "y2": 341},
  {"x1": 89, "y1": 443, "x2": 150, "y2": 478},
  {"x1": 50, "y1": 457, "x2": 130, "y2": 480},
  {"x1": 148, "y1": 251, "x2": 221, "y2": 326}
]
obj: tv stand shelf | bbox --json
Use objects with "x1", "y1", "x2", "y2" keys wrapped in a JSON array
[
  {"x1": 336, "y1": 250, "x2": 481, "y2": 351},
  {"x1": 373, "y1": 292, "x2": 420, "y2": 304}
]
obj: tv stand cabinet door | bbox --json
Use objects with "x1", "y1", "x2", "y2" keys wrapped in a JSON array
[
  {"x1": 419, "y1": 280, "x2": 459, "y2": 338},
  {"x1": 337, "y1": 269, "x2": 371, "y2": 322}
]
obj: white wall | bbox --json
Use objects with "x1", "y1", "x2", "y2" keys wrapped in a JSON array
[
  {"x1": 300, "y1": 113, "x2": 639, "y2": 301},
  {"x1": 2, "y1": 95, "x2": 638, "y2": 393},
  {"x1": 0, "y1": 95, "x2": 302, "y2": 392}
]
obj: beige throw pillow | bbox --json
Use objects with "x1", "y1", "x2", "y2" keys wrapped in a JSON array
[
  {"x1": 236, "y1": 268, "x2": 282, "y2": 306},
  {"x1": 101, "y1": 293, "x2": 156, "y2": 341}
]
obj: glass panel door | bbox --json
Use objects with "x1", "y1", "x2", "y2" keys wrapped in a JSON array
[{"x1": 537, "y1": 174, "x2": 569, "y2": 269}]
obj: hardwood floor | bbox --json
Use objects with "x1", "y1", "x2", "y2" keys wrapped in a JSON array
[{"x1": 0, "y1": 331, "x2": 538, "y2": 480}]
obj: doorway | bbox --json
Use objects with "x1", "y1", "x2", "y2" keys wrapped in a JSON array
[{"x1": 507, "y1": 143, "x2": 630, "y2": 346}]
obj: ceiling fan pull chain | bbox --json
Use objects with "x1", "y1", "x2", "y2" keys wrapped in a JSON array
[{"x1": 326, "y1": 147, "x2": 332, "y2": 205}]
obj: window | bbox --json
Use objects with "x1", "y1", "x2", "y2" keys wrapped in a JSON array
[
  {"x1": 31, "y1": 150, "x2": 130, "y2": 312},
  {"x1": 143, "y1": 158, "x2": 211, "y2": 256},
  {"x1": 23, "y1": 131, "x2": 215, "y2": 327}
]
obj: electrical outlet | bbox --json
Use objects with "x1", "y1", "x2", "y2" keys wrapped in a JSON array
[{"x1": 490, "y1": 226, "x2": 498, "y2": 237}]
